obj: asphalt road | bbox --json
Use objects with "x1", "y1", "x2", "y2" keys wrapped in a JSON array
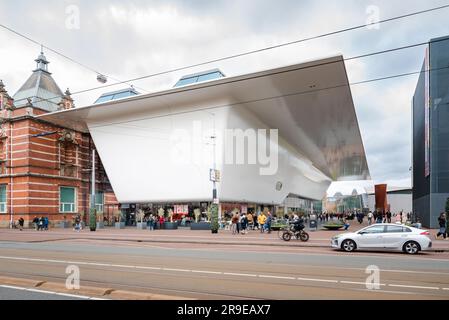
[
  {"x1": 0, "y1": 285, "x2": 87, "y2": 300},
  {"x1": 0, "y1": 240, "x2": 448, "y2": 299}
]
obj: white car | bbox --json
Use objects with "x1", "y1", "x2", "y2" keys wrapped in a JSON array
[{"x1": 331, "y1": 223, "x2": 432, "y2": 254}]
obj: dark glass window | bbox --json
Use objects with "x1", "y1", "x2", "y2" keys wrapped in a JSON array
[{"x1": 386, "y1": 225, "x2": 405, "y2": 233}]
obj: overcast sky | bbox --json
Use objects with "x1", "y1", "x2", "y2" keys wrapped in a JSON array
[{"x1": 1, "y1": 0, "x2": 449, "y2": 196}]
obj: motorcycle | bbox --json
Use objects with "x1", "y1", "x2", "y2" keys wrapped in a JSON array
[{"x1": 280, "y1": 220, "x2": 309, "y2": 242}]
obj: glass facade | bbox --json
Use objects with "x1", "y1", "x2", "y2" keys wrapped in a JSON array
[{"x1": 412, "y1": 36, "x2": 449, "y2": 228}]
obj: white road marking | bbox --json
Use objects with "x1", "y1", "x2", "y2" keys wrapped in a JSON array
[
  {"x1": 134, "y1": 266, "x2": 161, "y2": 270},
  {"x1": 191, "y1": 270, "x2": 223, "y2": 275},
  {"x1": 340, "y1": 281, "x2": 386, "y2": 286},
  {"x1": 0, "y1": 284, "x2": 107, "y2": 300},
  {"x1": 223, "y1": 272, "x2": 258, "y2": 277},
  {"x1": 162, "y1": 268, "x2": 191, "y2": 272},
  {"x1": 387, "y1": 284, "x2": 440, "y2": 290},
  {"x1": 258, "y1": 275, "x2": 295, "y2": 280},
  {"x1": 297, "y1": 277, "x2": 338, "y2": 283},
  {"x1": 0, "y1": 255, "x2": 447, "y2": 293}
]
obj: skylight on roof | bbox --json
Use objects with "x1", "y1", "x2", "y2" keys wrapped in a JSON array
[
  {"x1": 174, "y1": 69, "x2": 225, "y2": 88},
  {"x1": 94, "y1": 88, "x2": 139, "y2": 104}
]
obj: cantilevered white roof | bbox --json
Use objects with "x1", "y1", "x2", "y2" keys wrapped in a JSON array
[{"x1": 38, "y1": 56, "x2": 370, "y2": 182}]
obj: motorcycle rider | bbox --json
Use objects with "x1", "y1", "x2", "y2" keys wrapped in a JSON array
[{"x1": 291, "y1": 213, "x2": 305, "y2": 232}]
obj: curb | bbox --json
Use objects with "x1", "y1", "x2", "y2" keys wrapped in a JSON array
[
  {"x1": 0, "y1": 276, "x2": 194, "y2": 300},
  {"x1": 22, "y1": 238, "x2": 449, "y2": 252}
]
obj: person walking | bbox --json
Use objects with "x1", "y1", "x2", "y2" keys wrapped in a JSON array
[
  {"x1": 265, "y1": 212, "x2": 272, "y2": 234},
  {"x1": 386, "y1": 211, "x2": 392, "y2": 223},
  {"x1": 376, "y1": 211, "x2": 383, "y2": 224},
  {"x1": 240, "y1": 213, "x2": 248, "y2": 235},
  {"x1": 367, "y1": 211, "x2": 373, "y2": 225},
  {"x1": 147, "y1": 215, "x2": 155, "y2": 231},
  {"x1": 73, "y1": 214, "x2": 81, "y2": 232},
  {"x1": 247, "y1": 212, "x2": 254, "y2": 230},
  {"x1": 436, "y1": 213, "x2": 447, "y2": 239},
  {"x1": 343, "y1": 216, "x2": 350, "y2": 231},
  {"x1": 32, "y1": 216, "x2": 39, "y2": 230},
  {"x1": 18, "y1": 217, "x2": 24, "y2": 231},
  {"x1": 158, "y1": 215, "x2": 165, "y2": 230},
  {"x1": 231, "y1": 212, "x2": 239, "y2": 234},
  {"x1": 258, "y1": 213, "x2": 266, "y2": 233},
  {"x1": 44, "y1": 216, "x2": 49, "y2": 230}
]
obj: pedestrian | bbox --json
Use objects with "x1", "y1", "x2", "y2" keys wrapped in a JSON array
[
  {"x1": 376, "y1": 211, "x2": 383, "y2": 224},
  {"x1": 32, "y1": 216, "x2": 39, "y2": 230},
  {"x1": 73, "y1": 214, "x2": 80, "y2": 232},
  {"x1": 147, "y1": 215, "x2": 155, "y2": 230},
  {"x1": 386, "y1": 211, "x2": 392, "y2": 223},
  {"x1": 247, "y1": 212, "x2": 254, "y2": 230},
  {"x1": 240, "y1": 213, "x2": 248, "y2": 234},
  {"x1": 44, "y1": 216, "x2": 49, "y2": 230},
  {"x1": 265, "y1": 212, "x2": 272, "y2": 234},
  {"x1": 38, "y1": 216, "x2": 44, "y2": 231},
  {"x1": 436, "y1": 213, "x2": 447, "y2": 239},
  {"x1": 18, "y1": 217, "x2": 24, "y2": 231},
  {"x1": 158, "y1": 215, "x2": 165, "y2": 229},
  {"x1": 343, "y1": 217, "x2": 350, "y2": 231},
  {"x1": 367, "y1": 211, "x2": 373, "y2": 225},
  {"x1": 253, "y1": 213, "x2": 259, "y2": 230},
  {"x1": 231, "y1": 212, "x2": 239, "y2": 234},
  {"x1": 258, "y1": 213, "x2": 266, "y2": 233}
]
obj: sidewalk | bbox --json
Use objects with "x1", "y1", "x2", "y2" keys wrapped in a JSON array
[{"x1": 1, "y1": 226, "x2": 449, "y2": 251}]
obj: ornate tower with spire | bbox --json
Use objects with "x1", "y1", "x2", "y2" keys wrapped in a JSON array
[{"x1": 12, "y1": 51, "x2": 68, "y2": 112}]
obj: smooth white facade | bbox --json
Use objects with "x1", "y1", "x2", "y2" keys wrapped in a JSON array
[{"x1": 39, "y1": 56, "x2": 370, "y2": 205}]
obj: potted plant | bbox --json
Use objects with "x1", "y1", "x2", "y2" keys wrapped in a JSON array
[
  {"x1": 191, "y1": 207, "x2": 211, "y2": 230},
  {"x1": 114, "y1": 210, "x2": 125, "y2": 229},
  {"x1": 136, "y1": 209, "x2": 146, "y2": 229},
  {"x1": 323, "y1": 221, "x2": 344, "y2": 230},
  {"x1": 210, "y1": 204, "x2": 219, "y2": 234},
  {"x1": 96, "y1": 212, "x2": 105, "y2": 229},
  {"x1": 89, "y1": 208, "x2": 97, "y2": 232}
]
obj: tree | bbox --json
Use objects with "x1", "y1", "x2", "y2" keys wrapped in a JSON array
[
  {"x1": 210, "y1": 204, "x2": 219, "y2": 234},
  {"x1": 89, "y1": 208, "x2": 97, "y2": 231},
  {"x1": 445, "y1": 198, "x2": 449, "y2": 214}
]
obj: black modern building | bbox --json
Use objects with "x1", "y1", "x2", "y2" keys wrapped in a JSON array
[{"x1": 412, "y1": 36, "x2": 449, "y2": 228}]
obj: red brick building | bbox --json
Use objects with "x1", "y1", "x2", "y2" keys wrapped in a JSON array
[{"x1": 0, "y1": 52, "x2": 119, "y2": 228}]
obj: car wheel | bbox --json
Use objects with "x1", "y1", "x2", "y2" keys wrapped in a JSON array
[
  {"x1": 403, "y1": 241, "x2": 420, "y2": 254},
  {"x1": 341, "y1": 239, "x2": 356, "y2": 252}
]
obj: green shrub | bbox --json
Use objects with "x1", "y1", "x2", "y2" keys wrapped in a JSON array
[
  {"x1": 210, "y1": 204, "x2": 219, "y2": 233},
  {"x1": 89, "y1": 208, "x2": 97, "y2": 231}
]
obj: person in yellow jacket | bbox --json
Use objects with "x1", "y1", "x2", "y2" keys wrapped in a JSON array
[{"x1": 257, "y1": 213, "x2": 267, "y2": 233}]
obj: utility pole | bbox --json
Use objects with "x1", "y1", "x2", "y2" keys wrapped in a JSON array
[
  {"x1": 210, "y1": 113, "x2": 218, "y2": 204},
  {"x1": 90, "y1": 150, "x2": 96, "y2": 210}
]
